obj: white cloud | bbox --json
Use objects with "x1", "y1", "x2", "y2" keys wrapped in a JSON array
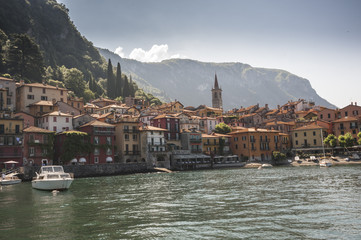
[
  {"x1": 114, "y1": 46, "x2": 125, "y2": 58},
  {"x1": 114, "y1": 44, "x2": 187, "y2": 62}
]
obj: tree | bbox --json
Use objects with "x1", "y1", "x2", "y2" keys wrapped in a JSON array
[
  {"x1": 5, "y1": 34, "x2": 44, "y2": 81},
  {"x1": 115, "y1": 62, "x2": 122, "y2": 97},
  {"x1": 60, "y1": 131, "x2": 92, "y2": 164},
  {"x1": 122, "y1": 75, "x2": 129, "y2": 98},
  {"x1": 272, "y1": 151, "x2": 286, "y2": 163},
  {"x1": 358, "y1": 132, "x2": 361, "y2": 145},
  {"x1": 63, "y1": 67, "x2": 86, "y2": 97},
  {"x1": 324, "y1": 134, "x2": 337, "y2": 154},
  {"x1": 338, "y1": 133, "x2": 355, "y2": 150},
  {"x1": 106, "y1": 59, "x2": 115, "y2": 98},
  {"x1": 0, "y1": 29, "x2": 8, "y2": 73},
  {"x1": 215, "y1": 122, "x2": 231, "y2": 134}
]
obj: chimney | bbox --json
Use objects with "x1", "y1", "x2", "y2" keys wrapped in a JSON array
[
  {"x1": 351, "y1": 102, "x2": 353, "y2": 105},
  {"x1": 265, "y1": 104, "x2": 268, "y2": 109},
  {"x1": 355, "y1": 102, "x2": 358, "y2": 106},
  {"x1": 277, "y1": 105, "x2": 280, "y2": 109}
]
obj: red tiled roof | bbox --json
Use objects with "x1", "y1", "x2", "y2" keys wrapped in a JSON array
[{"x1": 23, "y1": 126, "x2": 54, "y2": 133}]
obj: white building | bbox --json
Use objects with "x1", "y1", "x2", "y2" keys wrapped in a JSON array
[
  {"x1": 200, "y1": 117, "x2": 219, "y2": 134},
  {"x1": 141, "y1": 126, "x2": 167, "y2": 152},
  {"x1": 39, "y1": 111, "x2": 73, "y2": 133}
]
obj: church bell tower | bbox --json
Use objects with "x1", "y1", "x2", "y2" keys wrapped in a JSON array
[{"x1": 211, "y1": 73, "x2": 222, "y2": 109}]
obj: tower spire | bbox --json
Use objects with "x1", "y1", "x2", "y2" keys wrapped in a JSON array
[{"x1": 214, "y1": 73, "x2": 219, "y2": 89}]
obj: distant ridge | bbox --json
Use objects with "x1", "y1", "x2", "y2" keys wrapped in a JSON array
[{"x1": 98, "y1": 48, "x2": 336, "y2": 110}]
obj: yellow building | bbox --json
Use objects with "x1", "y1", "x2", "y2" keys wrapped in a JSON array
[
  {"x1": 114, "y1": 116, "x2": 141, "y2": 163},
  {"x1": 291, "y1": 123, "x2": 328, "y2": 149},
  {"x1": 157, "y1": 101, "x2": 184, "y2": 113},
  {"x1": 16, "y1": 82, "x2": 68, "y2": 113},
  {"x1": 202, "y1": 133, "x2": 231, "y2": 155}
]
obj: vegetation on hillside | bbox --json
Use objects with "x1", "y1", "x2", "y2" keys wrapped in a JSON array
[{"x1": 0, "y1": 0, "x2": 161, "y2": 105}]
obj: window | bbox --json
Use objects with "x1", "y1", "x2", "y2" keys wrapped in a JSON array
[
  {"x1": 106, "y1": 148, "x2": 112, "y2": 155},
  {"x1": 235, "y1": 144, "x2": 238, "y2": 149},
  {"x1": 61, "y1": 90, "x2": 63, "y2": 96},
  {"x1": 42, "y1": 88, "x2": 46, "y2": 94},
  {"x1": 66, "y1": 117, "x2": 69, "y2": 123},
  {"x1": 313, "y1": 131, "x2": 316, "y2": 136},
  {"x1": 94, "y1": 157, "x2": 99, "y2": 164},
  {"x1": 94, "y1": 136, "x2": 99, "y2": 145},
  {"x1": 320, "y1": 114, "x2": 323, "y2": 119},
  {"x1": 328, "y1": 113, "x2": 331, "y2": 118},
  {"x1": 304, "y1": 132, "x2": 307, "y2": 137},
  {"x1": 106, "y1": 137, "x2": 111, "y2": 145},
  {"x1": 27, "y1": 94, "x2": 34, "y2": 100},
  {"x1": 43, "y1": 135, "x2": 48, "y2": 143},
  {"x1": 295, "y1": 133, "x2": 298, "y2": 137},
  {"x1": 7, "y1": 98, "x2": 11, "y2": 105},
  {"x1": 43, "y1": 148, "x2": 47, "y2": 156},
  {"x1": 0, "y1": 136, "x2": 4, "y2": 145},
  {"x1": 125, "y1": 134, "x2": 129, "y2": 141},
  {"x1": 94, "y1": 148, "x2": 99, "y2": 155},
  {"x1": 295, "y1": 140, "x2": 298, "y2": 145},
  {"x1": 53, "y1": 116, "x2": 57, "y2": 122},
  {"x1": 15, "y1": 125, "x2": 20, "y2": 134},
  {"x1": 29, "y1": 147, "x2": 35, "y2": 156},
  {"x1": 29, "y1": 134, "x2": 34, "y2": 143},
  {"x1": 53, "y1": 126, "x2": 57, "y2": 132},
  {"x1": 133, "y1": 134, "x2": 137, "y2": 141},
  {"x1": 313, "y1": 139, "x2": 317, "y2": 145},
  {"x1": 243, "y1": 144, "x2": 246, "y2": 148},
  {"x1": 29, "y1": 87, "x2": 32, "y2": 92},
  {"x1": 345, "y1": 111, "x2": 348, "y2": 116}
]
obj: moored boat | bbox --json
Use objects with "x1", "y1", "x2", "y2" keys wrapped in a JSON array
[
  {"x1": 261, "y1": 163, "x2": 273, "y2": 168},
  {"x1": 319, "y1": 160, "x2": 332, "y2": 167},
  {"x1": 1, "y1": 173, "x2": 22, "y2": 185},
  {"x1": 32, "y1": 165, "x2": 73, "y2": 190}
]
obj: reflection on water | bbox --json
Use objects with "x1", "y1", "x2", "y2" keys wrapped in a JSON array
[{"x1": 1, "y1": 166, "x2": 361, "y2": 240}]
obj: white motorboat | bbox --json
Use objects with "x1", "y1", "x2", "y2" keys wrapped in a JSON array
[
  {"x1": 319, "y1": 160, "x2": 332, "y2": 167},
  {"x1": 261, "y1": 163, "x2": 273, "y2": 168},
  {"x1": 1, "y1": 173, "x2": 22, "y2": 185},
  {"x1": 32, "y1": 165, "x2": 73, "y2": 190}
]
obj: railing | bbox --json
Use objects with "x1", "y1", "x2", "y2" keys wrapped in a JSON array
[
  {"x1": 123, "y1": 129, "x2": 139, "y2": 133},
  {"x1": 94, "y1": 130, "x2": 115, "y2": 135},
  {"x1": 190, "y1": 139, "x2": 202, "y2": 143},
  {"x1": 250, "y1": 138, "x2": 256, "y2": 143},
  {"x1": 124, "y1": 150, "x2": 140, "y2": 155},
  {"x1": 148, "y1": 143, "x2": 165, "y2": 146}
]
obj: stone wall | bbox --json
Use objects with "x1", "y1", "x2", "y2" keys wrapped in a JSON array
[{"x1": 20, "y1": 163, "x2": 151, "y2": 181}]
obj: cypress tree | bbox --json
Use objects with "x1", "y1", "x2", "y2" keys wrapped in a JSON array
[
  {"x1": 129, "y1": 75, "x2": 135, "y2": 97},
  {"x1": 122, "y1": 75, "x2": 129, "y2": 98},
  {"x1": 106, "y1": 59, "x2": 115, "y2": 98},
  {"x1": 115, "y1": 62, "x2": 122, "y2": 98}
]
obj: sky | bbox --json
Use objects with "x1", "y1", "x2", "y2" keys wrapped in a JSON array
[{"x1": 58, "y1": 0, "x2": 361, "y2": 108}]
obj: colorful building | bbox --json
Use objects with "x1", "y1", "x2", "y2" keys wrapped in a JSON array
[{"x1": 291, "y1": 123, "x2": 328, "y2": 149}]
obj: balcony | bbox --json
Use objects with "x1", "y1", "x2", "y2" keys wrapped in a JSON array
[
  {"x1": 94, "y1": 130, "x2": 115, "y2": 135},
  {"x1": 250, "y1": 138, "x2": 256, "y2": 143},
  {"x1": 124, "y1": 150, "x2": 140, "y2": 156},
  {"x1": 148, "y1": 143, "x2": 165, "y2": 146},
  {"x1": 123, "y1": 129, "x2": 139, "y2": 133},
  {"x1": 190, "y1": 139, "x2": 202, "y2": 143},
  {"x1": 0, "y1": 153, "x2": 22, "y2": 158}
]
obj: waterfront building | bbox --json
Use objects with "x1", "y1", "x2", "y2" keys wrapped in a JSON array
[
  {"x1": 0, "y1": 77, "x2": 17, "y2": 111},
  {"x1": 38, "y1": 111, "x2": 73, "y2": 133},
  {"x1": 114, "y1": 116, "x2": 142, "y2": 163},
  {"x1": 78, "y1": 120, "x2": 115, "y2": 164},
  {"x1": 55, "y1": 100, "x2": 81, "y2": 116},
  {"x1": 16, "y1": 81, "x2": 68, "y2": 113},
  {"x1": 291, "y1": 123, "x2": 328, "y2": 149},
  {"x1": 181, "y1": 128, "x2": 203, "y2": 154},
  {"x1": 202, "y1": 132, "x2": 231, "y2": 155},
  {"x1": 0, "y1": 113, "x2": 23, "y2": 166},
  {"x1": 264, "y1": 120, "x2": 295, "y2": 135},
  {"x1": 211, "y1": 73, "x2": 222, "y2": 109},
  {"x1": 196, "y1": 105, "x2": 223, "y2": 117},
  {"x1": 15, "y1": 111, "x2": 35, "y2": 128},
  {"x1": 338, "y1": 102, "x2": 361, "y2": 118},
  {"x1": 229, "y1": 128, "x2": 281, "y2": 162},
  {"x1": 22, "y1": 126, "x2": 54, "y2": 166},
  {"x1": 83, "y1": 103, "x2": 99, "y2": 114},
  {"x1": 139, "y1": 125, "x2": 169, "y2": 167},
  {"x1": 332, "y1": 116, "x2": 360, "y2": 141},
  {"x1": 151, "y1": 114, "x2": 181, "y2": 150}
]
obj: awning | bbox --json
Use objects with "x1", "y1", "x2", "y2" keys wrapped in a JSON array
[
  {"x1": 106, "y1": 157, "x2": 113, "y2": 162},
  {"x1": 79, "y1": 158, "x2": 86, "y2": 163},
  {"x1": 71, "y1": 158, "x2": 78, "y2": 163},
  {"x1": 4, "y1": 160, "x2": 19, "y2": 164}
]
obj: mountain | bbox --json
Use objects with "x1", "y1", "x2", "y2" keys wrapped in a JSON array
[
  {"x1": 98, "y1": 48, "x2": 335, "y2": 110},
  {"x1": 0, "y1": 0, "x2": 106, "y2": 81}
]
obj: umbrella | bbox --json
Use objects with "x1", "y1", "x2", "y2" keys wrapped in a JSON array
[{"x1": 4, "y1": 161, "x2": 19, "y2": 164}]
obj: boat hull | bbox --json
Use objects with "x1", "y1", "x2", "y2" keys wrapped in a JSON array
[
  {"x1": 320, "y1": 162, "x2": 332, "y2": 167},
  {"x1": 32, "y1": 179, "x2": 73, "y2": 190},
  {"x1": 0, "y1": 179, "x2": 22, "y2": 185}
]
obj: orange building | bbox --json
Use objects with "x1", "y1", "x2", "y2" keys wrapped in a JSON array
[
  {"x1": 229, "y1": 128, "x2": 283, "y2": 162},
  {"x1": 332, "y1": 116, "x2": 360, "y2": 141},
  {"x1": 338, "y1": 102, "x2": 361, "y2": 119}
]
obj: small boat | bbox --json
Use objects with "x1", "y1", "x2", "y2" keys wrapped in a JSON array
[
  {"x1": 261, "y1": 163, "x2": 273, "y2": 168},
  {"x1": 1, "y1": 173, "x2": 22, "y2": 185},
  {"x1": 32, "y1": 165, "x2": 73, "y2": 191},
  {"x1": 319, "y1": 160, "x2": 332, "y2": 167}
]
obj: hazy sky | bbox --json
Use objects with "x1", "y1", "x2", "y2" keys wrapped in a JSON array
[{"x1": 58, "y1": 0, "x2": 361, "y2": 108}]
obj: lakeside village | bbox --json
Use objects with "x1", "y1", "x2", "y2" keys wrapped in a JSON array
[{"x1": 1, "y1": 74, "x2": 361, "y2": 180}]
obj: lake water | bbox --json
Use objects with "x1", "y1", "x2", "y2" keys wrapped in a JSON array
[{"x1": 1, "y1": 166, "x2": 361, "y2": 240}]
